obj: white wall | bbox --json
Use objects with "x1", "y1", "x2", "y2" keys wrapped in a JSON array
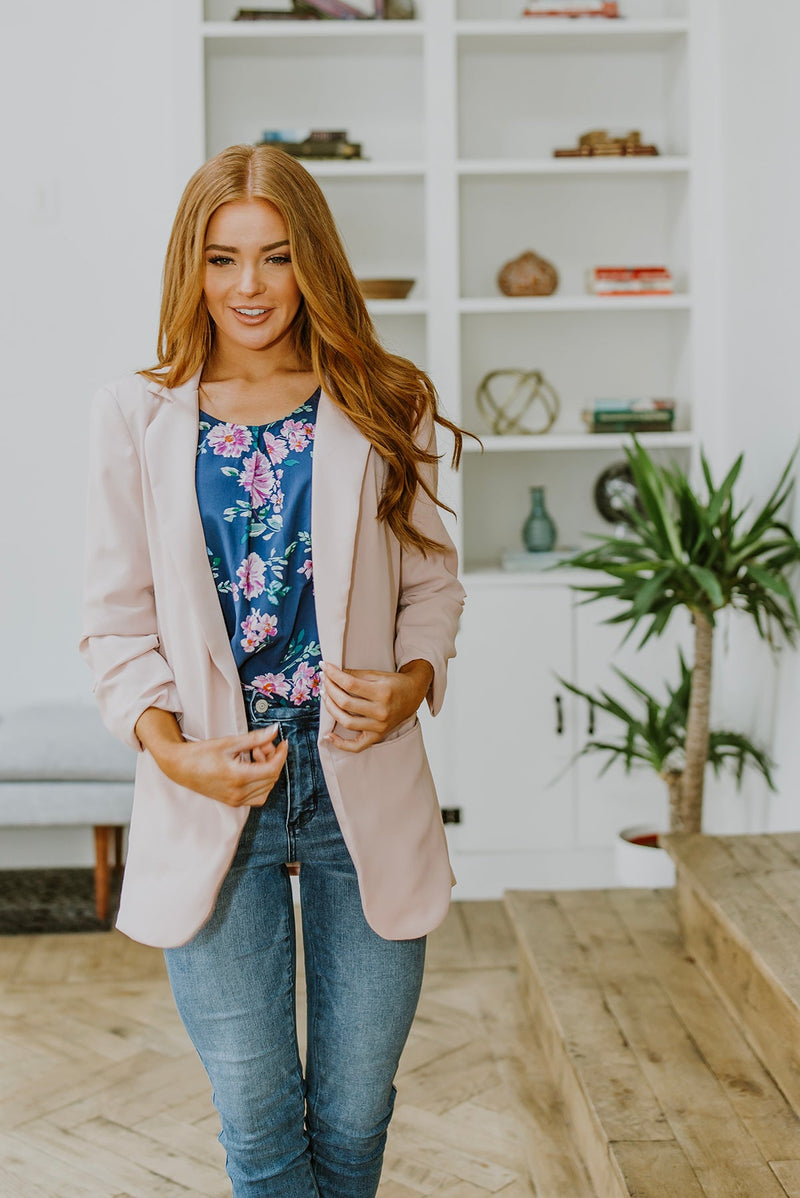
[
  {"x1": 714, "y1": 3, "x2": 800, "y2": 829},
  {"x1": 0, "y1": 0, "x2": 199, "y2": 864}
]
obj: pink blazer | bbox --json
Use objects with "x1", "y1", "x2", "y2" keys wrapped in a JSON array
[{"x1": 79, "y1": 368, "x2": 465, "y2": 949}]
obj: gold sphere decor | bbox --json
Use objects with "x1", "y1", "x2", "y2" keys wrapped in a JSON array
[{"x1": 476, "y1": 369, "x2": 560, "y2": 436}]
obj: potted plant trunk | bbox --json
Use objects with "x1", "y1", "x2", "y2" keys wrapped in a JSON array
[{"x1": 563, "y1": 439, "x2": 800, "y2": 862}]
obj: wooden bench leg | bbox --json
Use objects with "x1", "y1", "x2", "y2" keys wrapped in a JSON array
[
  {"x1": 94, "y1": 826, "x2": 111, "y2": 922},
  {"x1": 113, "y1": 827, "x2": 124, "y2": 874}
]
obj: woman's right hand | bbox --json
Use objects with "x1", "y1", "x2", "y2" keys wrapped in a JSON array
[{"x1": 158, "y1": 725, "x2": 289, "y2": 808}]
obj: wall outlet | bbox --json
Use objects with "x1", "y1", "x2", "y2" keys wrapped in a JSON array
[{"x1": 440, "y1": 807, "x2": 462, "y2": 825}]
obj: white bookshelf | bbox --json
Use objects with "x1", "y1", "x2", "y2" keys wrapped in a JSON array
[
  {"x1": 196, "y1": 0, "x2": 708, "y2": 565},
  {"x1": 191, "y1": 0, "x2": 723, "y2": 892}
]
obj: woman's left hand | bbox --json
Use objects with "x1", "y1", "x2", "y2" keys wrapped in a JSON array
[{"x1": 321, "y1": 659, "x2": 433, "y2": 753}]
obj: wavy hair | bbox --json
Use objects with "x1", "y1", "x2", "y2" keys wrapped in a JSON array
[{"x1": 141, "y1": 143, "x2": 470, "y2": 553}]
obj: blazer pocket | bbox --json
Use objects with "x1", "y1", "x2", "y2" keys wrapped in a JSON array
[{"x1": 376, "y1": 713, "x2": 419, "y2": 746}]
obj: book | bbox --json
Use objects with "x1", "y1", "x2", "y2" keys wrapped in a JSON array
[
  {"x1": 593, "y1": 398, "x2": 676, "y2": 414},
  {"x1": 588, "y1": 266, "x2": 673, "y2": 296},
  {"x1": 522, "y1": 2, "x2": 619, "y2": 17},
  {"x1": 523, "y1": 3, "x2": 618, "y2": 16}
]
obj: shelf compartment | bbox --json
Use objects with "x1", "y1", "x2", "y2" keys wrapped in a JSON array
[
  {"x1": 460, "y1": 173, "x2": 690, "y2": 298},
  {"x1": 320, "y1": 176, "x2": 427, "y2": 297},
  {"x1": 459, "y1": 295, "x2": 692, "y2": 314},
  {"x1": 458, "y1": 33, "x2": 688, "y2": 161},
  {"x1": 204, "y1": 34, "x2": 424, "y2": 162},
  {"x1": 459, "y1": 307, "x2": 691, "y2": 438},
  {"x1": 461, "y1": 439, "x2": 692, "y2": 570}
]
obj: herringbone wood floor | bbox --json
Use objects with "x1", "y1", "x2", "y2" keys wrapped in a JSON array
[{"x1": 0, "y1": 902, "x2": 591, "y2": 1198}]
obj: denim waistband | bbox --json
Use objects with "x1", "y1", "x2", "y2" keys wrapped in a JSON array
[{"x1": 243, "y1": 687, "x2": 321, "y2": 727}]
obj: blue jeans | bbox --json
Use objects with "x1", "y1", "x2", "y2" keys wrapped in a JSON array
[{"x1": 164, "y1": 696, "x2": 426, "y2": 1197}]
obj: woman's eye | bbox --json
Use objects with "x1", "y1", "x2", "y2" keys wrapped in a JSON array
[
  {"x1": 267, "y1": 255, "x2": 292, "y2": 266},
  {"x1": 207, "y1": 255, "x2": 233, "y2": 266}
]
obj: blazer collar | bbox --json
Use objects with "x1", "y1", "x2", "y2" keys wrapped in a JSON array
[{"x1": 142, "y1": 368, "x2": 371, "y2": 697}]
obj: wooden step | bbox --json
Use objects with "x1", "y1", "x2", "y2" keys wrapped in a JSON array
[
  {"x1": 505, "y1": 886, "x2": 800, "y2": 1198},
  {"x1": 664, "y1": 831, "x2": 800, "y2": 1124}
]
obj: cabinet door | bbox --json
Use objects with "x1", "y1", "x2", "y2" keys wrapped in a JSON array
[
  {"x1": 451, "y1": 583, "x2": 576, "y2": 853},
  {"x1": 574, "y1": 597, "x2": 691, "y2": 847}
]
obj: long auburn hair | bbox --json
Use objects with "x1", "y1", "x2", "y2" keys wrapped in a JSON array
[{"x1": 141, "y1": 143, "x2": 469, "y2": 553}]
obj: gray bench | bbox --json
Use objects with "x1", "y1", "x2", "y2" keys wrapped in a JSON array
[{"x1": 0, "y1": 703, "x2": 136, "y2": 922}]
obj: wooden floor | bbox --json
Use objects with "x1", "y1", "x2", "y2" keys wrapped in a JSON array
[{"x1": 0, "y1": 902, "x2": 590, "y2": 1198}]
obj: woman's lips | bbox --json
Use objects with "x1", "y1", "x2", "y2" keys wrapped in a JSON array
[{"x1": 231, "y1": 307, "x2": 273, "y2": 325}]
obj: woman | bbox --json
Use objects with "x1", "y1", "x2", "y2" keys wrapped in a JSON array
[{"x1": 79, "y1": 143, "x2": 466, "y2": 1197}]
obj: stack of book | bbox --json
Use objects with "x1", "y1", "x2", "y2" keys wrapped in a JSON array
[
  {"x1": 588, "y1": 266, "x2": 673, "y2": 296},
  {"x1": 583, "y1": 399, "x2": 676, "y2": 435},
  {"x1": 522, "y1": 2, "x2": 619, "y2": 17},
  {"x1": 236, "y1": 0, "x2": 379, "y2": 18},
  {"x1": 259, "y1": 130, "x2": 363, "y2": 159}
]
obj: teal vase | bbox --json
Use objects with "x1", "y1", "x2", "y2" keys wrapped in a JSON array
[{"x1": 522, "y1": 485, "x2": 557, "y2": 552}]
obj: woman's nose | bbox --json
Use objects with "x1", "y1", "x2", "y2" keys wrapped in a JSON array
[{"x1": 239, "y1": 266, "x2": 265, "y2": 296}]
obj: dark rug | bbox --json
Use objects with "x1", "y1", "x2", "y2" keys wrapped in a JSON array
[{"x1": 0, "y1": 868, "x2": 122, "y2": 935}]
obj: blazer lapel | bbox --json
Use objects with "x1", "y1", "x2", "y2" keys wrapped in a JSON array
[
  {"x1": 142, "y1": 372, "x2": 371, "y2": 698},
  {"x1": 311, "y1": 390, "x2": 371, "y2": 668},
  {"x1": 142, "y1": 367, "x2": 244, "y2": 697}
]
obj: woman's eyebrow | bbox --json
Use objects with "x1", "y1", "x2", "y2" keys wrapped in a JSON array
[{"x1": 205, "y1": 240, "x2": 290, "y2": 252}]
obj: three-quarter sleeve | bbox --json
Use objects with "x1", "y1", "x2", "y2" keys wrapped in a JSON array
[
  {"x1": 78, "y1": 386, "x2": 182, "y2": 751},
  {"x1": 393, "y1": 414, "x2": 466, "y2": 716}
]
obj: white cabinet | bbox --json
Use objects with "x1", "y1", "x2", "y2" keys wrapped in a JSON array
[
  {"x1": 449, "y1": 579, "x2": 685, "y2": 890},
  {"x1": 451, "y1": 581, "x2": 576, "y2": 855}
]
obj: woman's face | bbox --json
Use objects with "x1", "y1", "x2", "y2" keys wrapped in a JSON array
[{"x1": 203, "y1": 198, "x2": 303, "y2": 358}]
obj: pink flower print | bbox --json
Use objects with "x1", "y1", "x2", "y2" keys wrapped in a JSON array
[
  {"x1": 282, "y1": 419, "x2": 308, "y2": 452},
  {"x1": 239, "y1": 608, "x2": 276, "y2": 652},
  {"x1": 236, "y1": 553, "x2": 266, "y2": 600},
  {"x1": 270, "y1": 469, "x2": 285, "y2": 513},
  {"x1": 240, "y1": 627, "x2": 260, "y2": 653},
  {"x1": 309, "y1": 671, "x2": 321, "y2": 697},
  {"x1": 239, "y1": 450, "x2": 274, "y2": 507},
  {"x1": 252, "y1": 673, "x2": 290, "y2": 699},
  {"x1": 297, "y1": 558, "x2": 313, "y2": 580},
  {"x1": 303, "y1": 422, "x2": 315, "y2": 441},
  {"x1": 290, "y1": 678, "x2": 310, "y2": 706},
  {"x1": 262, "y1": 431, "x2": 289, "y2": 465},
  {"x1": 293, "y1": 662, "x2": 316, "y2": 685},
  {"x1": 207, "y1": 423, "x2": 252, "y2": 457},
  {"x1": 254, "y1": 611, "x2": 278, "y2": 640}
]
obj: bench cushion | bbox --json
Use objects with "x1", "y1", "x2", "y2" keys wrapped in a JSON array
[
  {"x1": 0, "y1": 781, "x2": 134, "y2": 826},
  {"x1": 0, "y1": 703, "x2": 137, "y2": 782}
]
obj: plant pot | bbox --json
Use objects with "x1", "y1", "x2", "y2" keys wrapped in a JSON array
[{"x1": 614, "y1": 824, "x2": 676, "y2": 888}]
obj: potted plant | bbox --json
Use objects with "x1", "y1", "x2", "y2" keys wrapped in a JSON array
[{"x1": 563, "y1": 439, "x2": 800, "y2": 840}]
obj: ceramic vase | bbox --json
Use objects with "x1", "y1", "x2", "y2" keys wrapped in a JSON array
[{"x1": 522, "y1": 486, "x2": 557, "y2": 552}]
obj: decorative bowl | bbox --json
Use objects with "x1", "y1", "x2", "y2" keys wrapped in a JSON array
[{"x1": 357, "y1": 278, "x2": 415, "y2": 300}]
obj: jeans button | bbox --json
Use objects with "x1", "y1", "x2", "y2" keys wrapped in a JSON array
[{"x1": 254, "y1": 698, "x2": 269, "y2": 714}]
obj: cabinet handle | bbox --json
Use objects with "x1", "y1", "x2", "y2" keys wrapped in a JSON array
[
  {"x1": 587, "y1": 699, "x2": 595, "y2": 737},
  {"x1": 554, "y1": 694, "x2": 564, "y2": 736}
]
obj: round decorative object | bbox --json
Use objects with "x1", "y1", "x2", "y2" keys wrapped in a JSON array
[
  {"x1": 476, "y1": 368, "x2": 560, "y2": 436},
  {"x1": 357, "y1": 278, "x2": 415, "y2": 299},
  {"x1": 594, "y1": 461, "x2": 644, "y2": 526},
  {"x1": 497, "y1": 250, "x2": 559, "y2": 297}
]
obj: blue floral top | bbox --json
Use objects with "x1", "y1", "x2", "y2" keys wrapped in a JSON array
[{"x1": 195, "y1": 388, "x2": 322, "y2": 707}]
